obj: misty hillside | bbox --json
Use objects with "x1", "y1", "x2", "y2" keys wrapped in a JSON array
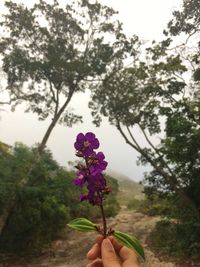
[{"x1": 107, "y1": 171, "x2": 144, "y2": 206}]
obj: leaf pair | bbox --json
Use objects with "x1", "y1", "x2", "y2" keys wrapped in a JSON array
[{"x1": 67, "y1": 217, "x2": 145, "y2": 260}]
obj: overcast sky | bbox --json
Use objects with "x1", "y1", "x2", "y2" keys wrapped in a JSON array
[{"x1": 0, "y1": 0, "x2": 182, "y2": 181}]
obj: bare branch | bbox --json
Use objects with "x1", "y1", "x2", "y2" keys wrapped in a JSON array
[
  {"x1": 138, "y1": 123, "x2": 176, "y2": 178},
  {"x1": 0, "y1": 100, "x2": 11, "y2": 105},
  {"x1": 126, "y1": 125, "x2": 141, "y2": 150}
]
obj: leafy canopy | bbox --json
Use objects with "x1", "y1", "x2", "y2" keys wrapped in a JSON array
[{"x1": 0, "y1": 0, "x2": 128, "y2": 125}]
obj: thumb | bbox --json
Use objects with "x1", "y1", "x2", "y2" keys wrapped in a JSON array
[{"x1": 101, "y1": 239, "x2": 121, "y2": 267}]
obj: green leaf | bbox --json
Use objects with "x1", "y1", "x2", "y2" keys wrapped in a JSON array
[
  {"x1": 113, "y1": 231, "x2": 145, "y2": 260},
  {"x1": 67, "y1": 218, "x2": 97, "y2": 232}
]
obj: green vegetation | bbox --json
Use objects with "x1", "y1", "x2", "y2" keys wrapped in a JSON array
[
  {"x1": 0, "y1": 0, "x2": 129, "y2": 152},
  {"x1": 149, "y1": 220, "x2": 200, "y2": 258},
  {"x1": 89, "y1": 0, "x2": 200, "y2": 260},
  {"x1": 0, "y1": 0, "x2": 133, "y2": 243},
  {"x1": 131, "y1": 193, "x2": 173, "y2": 217},
  {"x1": 0, "y1": 143, "x2": 120, "y2": 253},
  {"x1": 0, "y1": 0, "x2": 200, "y2": 261}
]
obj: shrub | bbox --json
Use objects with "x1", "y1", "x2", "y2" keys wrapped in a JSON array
[
  {"x1": 0, "y1": 143, "x2": 120, "y2": 253},
  {"x1": 127, "y1": 198, "x2": 144, "y2": 211},
  {"x1": 149, "y1": 220, "x2": 200, "y2": 258}
]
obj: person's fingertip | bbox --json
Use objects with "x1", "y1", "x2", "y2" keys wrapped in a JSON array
[
  {"x1": 102, "y1": 238, "x2": 115, "y2": 252},
  {"x1": 96, "y1": 234, "x2": 103, "y2": 245},
  {"x1": 119, "y1": 246, "x2": 138, "y2": 263},
  {"x1": 108, "y1": 236, "x2": 114, "y2": 242},
  {"x1": 102, "y1": 239, "x2": 121, "y2": 267},
  {"x1": 87, "y1": 244, "x2": 99, "y2": 260}
]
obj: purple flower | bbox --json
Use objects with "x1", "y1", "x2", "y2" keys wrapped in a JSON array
[
  {"x1": 87, "y1": 173, "x2": 106, "y2": 192},
  {"x1": 88, "y1": 192, "x2": 103, "y2": 205},
  {"x1": 80, "y1": 193, "x2": 89, "y2": 202},
  {"x1": 89, "y1": 152, "x2": 108, "y2": 176},
  {"x1": 73, "y1": 170, "x2": 87, "y2": 187},
  {"x1": 74, "y1": 132, "x2": 100, "y2": 157},
  {"x1": 73, "y1": 132, "x2": 111, "y2": 206}
]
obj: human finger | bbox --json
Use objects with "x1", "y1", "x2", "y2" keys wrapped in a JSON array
[
  {"x1": 87, "y1": 243, "x2": 101, "y2": 260},
  {"x1": 86, "y1": 259, "x2": 103, "y2": 267},
  {"x1": 108, "y1": 236, "x2": 123, "y2": 254},
  {"x1": 96, "y1": 234, "x2": 104, "y2": 246},
  {"x1": 101, "y1": 239, "x2": 121, "y2": 267},
  {"x1": 119, "y1": 246, "x2": 139, "y2": 267},
  {"x1": 108, "y1": 236, "x2": 139, "y2": 267},
  {"x1": 87, "y1": 234, "x2": 104, "y2": 260}
]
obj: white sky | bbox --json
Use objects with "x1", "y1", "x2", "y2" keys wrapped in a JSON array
[{"x1": 0, "y1": 0, "x2": 182, "y2": 181}]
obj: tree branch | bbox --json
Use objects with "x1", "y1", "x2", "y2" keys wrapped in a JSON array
[
  {"x1": 126, "y1": 125, "x2": 140, "y2": 150},
  {"x1": 38, "y1": 85, "x2": 75, "y2": 153},
  {"x1": 138, "y1": 123, "x2": 177, "y2": 179},
  {"x1": 49, "y1": 80, "x2": 57, "y2": 104},
  {"x1": 117, "y1": 121, "x2": 200, "y2": 218},
  {"x1": 0, "y1": 100, "x2": 12, "y2": 105}
]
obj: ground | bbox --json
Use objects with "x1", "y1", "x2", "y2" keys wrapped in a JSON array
[{"x1": 0, "y1": 208, "x2": 199, "y2": 267}]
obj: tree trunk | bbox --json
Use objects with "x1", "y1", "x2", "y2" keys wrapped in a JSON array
[{"x1": 38, "y1": 89, "x2": 74, "y2": 154}]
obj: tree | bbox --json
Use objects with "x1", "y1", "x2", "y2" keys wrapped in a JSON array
[
  {"x1": 166, "y1": 0, "x2": 200, "y2": 37},
  {"x1": 0, "y1": 0, "x2": 129, "y2": 237},
  {"x1": 0, "y1": 0, "x2": 129, "y2": 152},
  {"x1": 89, "y1": 5, "x2": 200, "y2": 221}
]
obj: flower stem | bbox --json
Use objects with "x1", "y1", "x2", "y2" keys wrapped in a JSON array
[
  {"x1": 85, "y1": 157, "x2": 107, "y2": 237},
  {"x1": 100, "y1": 204, "x2": 107, "y2": 238}
]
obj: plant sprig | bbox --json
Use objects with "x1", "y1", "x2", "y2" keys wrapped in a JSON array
[{"x1": 68, "y1": 132, "x2": 145, "y2": 261}]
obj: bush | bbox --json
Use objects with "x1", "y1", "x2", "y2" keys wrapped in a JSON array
[
  {"x1": 136, "y1": 193, "x2": 176, "y2": 217},
  {"x1": 127, "y1": 198, "x2": 144, "y2": 211},
  {"x1": 0, "y1": 143, "x2": 120, "y2": 253},
  {"x1": 127, "y1": 197, "x2": 170, "y2": 216},
  {"x1": 149, "y1": 220, "x2": 200, "y2": 258},
  {"x1": 0, "y1": 144, "x2": 74, "y2": 252}
]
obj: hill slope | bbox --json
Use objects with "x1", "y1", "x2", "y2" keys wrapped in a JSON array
[{"x1": 107, "y1": 171, "x2": 144, "y2": 207}]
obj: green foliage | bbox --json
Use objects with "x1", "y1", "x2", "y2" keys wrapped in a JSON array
[
  {"x1": 0, "y1": 0, "x2": 128, "y2": 128},
  {"x1": 0, "y1": 144, "x2": 71, "y2": 252},
  {"x1": 113, "y1": 231, "x2": 145, "y2": 260},
  {"x1": 89, "y1": 0, "x2": 200, "y2": 259},
  {"x1": 89, "y1": 0, "x2": 200, "y2": 216},
  {"x1": 127, "y1": 198, "x2": 145, "y2": 212},
  {"x1": 67, "y1": 218, "x2": 97, "y2": 232},
  {"x1": 135, "y1": 193, "x2": 175, "y2": 217},
  {"x1": 0, "y1": 143, "x2": 120, "y2": 253},
  {"x1": 68, "y1": 219, "x2": 146, "y2": 260},
  {"x1": 149, "y1": 220, "x2": 200, "y2": 258},
  {"x1": 166, "y1": 0, "x2": 200, "y2": 36}
]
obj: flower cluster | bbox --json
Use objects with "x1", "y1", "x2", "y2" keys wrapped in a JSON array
[{"x1": 73, "y1": 132, "x2": 111, "y2": 206}]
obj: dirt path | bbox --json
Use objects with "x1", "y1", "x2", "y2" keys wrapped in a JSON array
[
  {"x1": 29, "y1": 209, "x2": 175, "y2": 267},
  {"x1": 1, "y1": 209, "x2": 199, "y2": 267}
]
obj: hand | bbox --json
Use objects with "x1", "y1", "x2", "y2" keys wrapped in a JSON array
[{"x1": 86, "y1": 235, "x2": 140, "y2": 267}]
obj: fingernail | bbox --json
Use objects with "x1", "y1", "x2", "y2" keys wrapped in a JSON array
[{"x1": 102, "y1": 238, "x2": 114, "y2": 251}]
